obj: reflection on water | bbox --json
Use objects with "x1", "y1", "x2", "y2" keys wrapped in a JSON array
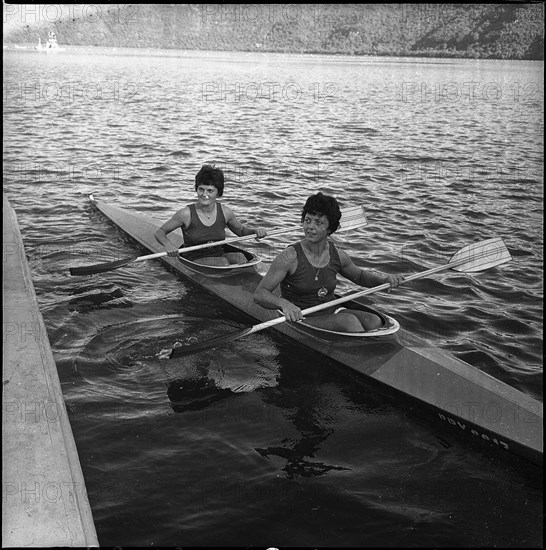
[{"x1": 167, "y1": 378, "x2": 233, "y2": 413}]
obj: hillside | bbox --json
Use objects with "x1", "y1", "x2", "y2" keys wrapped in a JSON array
[{"x1": 3, "y1": 3, "x2": 544, "y2": 60}]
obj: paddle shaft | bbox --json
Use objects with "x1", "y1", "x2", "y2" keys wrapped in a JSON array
[
  {"x1": 97, "y1": 205, "x2": 365, "y2": 262},
  {"x1": 70, "y1": 204, "x2": 366, "y2": 275},
  {"x1": 243, "y1": 247, "x2": 503, "y2": 337},
  {"x1": 134, "y1": 205, "x2": 366, "y2": 261},
  {"x1": 133, "y1": 225, "x2": 303, "y2": 263}
]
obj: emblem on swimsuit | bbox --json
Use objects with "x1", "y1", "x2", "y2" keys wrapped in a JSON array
[{"x1": 317, "y1": 287, "x2": 328, "y2": 298}]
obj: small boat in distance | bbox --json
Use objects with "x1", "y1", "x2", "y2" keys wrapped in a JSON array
[{"x1": 36, "y1": 31, "x2": 65, "y2": 53}]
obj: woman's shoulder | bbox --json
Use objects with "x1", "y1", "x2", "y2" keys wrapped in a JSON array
[
  {"x1": 175, "y1": 205, "x2": 193, "y2": 225},
  {"x1": 328, "y1": 239, "x2": 342, "y2": 253},
  {"x1": 275, "y1": 245, "x2": 298, "y2": 266},
  {"x1": 219, "y1": 202, "x2": 234, "y2": 218},
  {"x1": 285, "y1": 243, "x2": 299, "y2": 255},
  {"x1": 332, "y1": 244, "x2": 352, "y2": 266},
  {"x1": 326, "y1": 239, "x2": 346, "y2": 260}
]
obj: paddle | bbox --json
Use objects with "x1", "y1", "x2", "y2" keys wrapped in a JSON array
[
  {"x1": 169, "y1": 237, "x2": 512, "y2": 358},
  {"x1": 69, "y1": 205, "x2": 368, "y2": 276}
]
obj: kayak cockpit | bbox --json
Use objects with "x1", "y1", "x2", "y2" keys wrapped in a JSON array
[
  {"x1": 277, "y1": 300, "x2": 400, "y2": 340},
  {"x1": 176, "y1": 243, "x2": 262, "y2": 276}
]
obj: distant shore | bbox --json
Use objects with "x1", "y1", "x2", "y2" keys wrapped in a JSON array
[
  {"x1": 3, "y1": 4, "x2": 544, "y2": 61},
  {"x1": 4, "y1": 42, "x2": 544, "y2": 65}
]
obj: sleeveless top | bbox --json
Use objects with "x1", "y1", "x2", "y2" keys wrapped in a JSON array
[
  {"x1": 182, "y1": 203, "x2": 226, "y2": 246},
  {"x1": 280, "y1": 241, "x2": 342, "y2": 309}
]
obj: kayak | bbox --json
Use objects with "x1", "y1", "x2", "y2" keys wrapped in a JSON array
[{"x1": 84, "y1": 194, "x2": 543, "y2": 466}]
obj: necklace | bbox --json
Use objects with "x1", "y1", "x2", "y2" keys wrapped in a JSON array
[
  {"x1": 304, "y1": 243, "x2": 328, "y2": 272},
  {"x1": 303, "y1": 242, "x2": 329, "y2": 297},
  {"x1": 199, "y1": 205, "x2": 214, "y2": 220}
]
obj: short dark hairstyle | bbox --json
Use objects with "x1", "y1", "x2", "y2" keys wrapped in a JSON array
[
  {"x1": 301, "y1": 192, "x2": 341, "y2": 234},
  {"x1": 195, "y1": 164, "x2": 225, "y2": 197}
]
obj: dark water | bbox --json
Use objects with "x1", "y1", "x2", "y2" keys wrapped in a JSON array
[{"x1": 3, "y1": 47, "x2": 543, "y2": 547}]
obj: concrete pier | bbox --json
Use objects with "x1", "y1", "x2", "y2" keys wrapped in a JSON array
[{"x1": 3, "y1": 195, "x2": 99, "y2": 547}]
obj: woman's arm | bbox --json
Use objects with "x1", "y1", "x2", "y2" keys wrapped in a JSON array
[
  {"x1": 338, "y1": 249, "x2": 404, "y2": 288},
  {"x1": 223, "y1": 205, "x2": 267, "y2": 238},
  {"x1": 154, "y1": 208, "x2": 190, "y2": 256},
  {"x1": 254, "y1": 247, "x2": 303, "y2": 321}
]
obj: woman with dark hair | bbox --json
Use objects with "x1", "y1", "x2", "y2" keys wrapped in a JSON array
[
  {"x1": 155, "y1": 164, "x2": 267, "y2": 265},
  {"x1": 254, "y1": 192, "x2": 404, "y2": 332}
]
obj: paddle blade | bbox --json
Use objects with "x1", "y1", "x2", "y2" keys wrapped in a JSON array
[
  {"x1": 170, "y1": 327, "x2": 254, "y2": 358},
  {"x1": 449, "y1": 238, "x2": 512, "y2": 272},
  {"x1": 69, "y1": 256, "x2": 137, "y2": 276},
  {"x1": 338, "y1": 205, "x2": 367, "y2": 231}
]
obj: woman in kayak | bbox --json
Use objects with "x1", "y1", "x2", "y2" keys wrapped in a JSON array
[
  {"x1": 155, "y1": 164, "x2": 267, "y2": 265},
  {"x1": 253, "y1": 192, "x2": 404, "y2": 332}
]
